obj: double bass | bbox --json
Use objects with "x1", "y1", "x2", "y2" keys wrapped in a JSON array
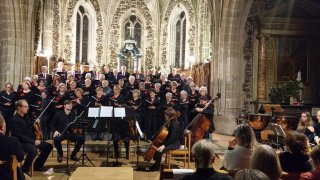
[{"x1": 185, "y1": 94, "x2": 220, "y2": 145}]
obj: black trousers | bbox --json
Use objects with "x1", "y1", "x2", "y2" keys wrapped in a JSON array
[
  {"x1": 21, "y1": 141, "x2": 53, "y2": 173},
  {"x1": 53, "y1": 133, "x2": 84, "y2": 157},
  {"x1": 113, "y1": 133, "x2": 130, "y2": 158}
]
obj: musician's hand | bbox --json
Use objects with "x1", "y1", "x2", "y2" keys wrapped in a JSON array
[
  {"x1": 157, "y1": 145, "x2": 165, "y2": 152},
  {"x1": 228, "y1": 138, "x2": 236, "y2": 149},
  {"x1": 195, "y1": 108, "x2": 201, "y2": 112},
  {"x1": 34, "y1": 140, "x2": 41, "y2": 146},
  {"x1": 307, "y1": 126, "x2": 315, "y2": 132},
  {"x1": 53, "y1": 131, "x2": 60, "y2": 138},
  {"x1": 35, "y1": 118, "x2": 40, "y2": 124}
]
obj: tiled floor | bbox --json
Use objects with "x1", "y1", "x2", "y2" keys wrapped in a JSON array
[{"x1": 30, "y1": 133, "x2": 231, "y2": 180}]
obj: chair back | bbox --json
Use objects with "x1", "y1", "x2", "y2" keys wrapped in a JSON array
[{"x1": 0, "y1": 155, "x2": 18, "y2": 180}]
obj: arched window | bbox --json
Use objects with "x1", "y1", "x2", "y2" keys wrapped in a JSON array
[
  {"x1": 175, "y1": 12, "x2": 186, "y2": 68},
  {"x1": 124, "y1": 15, "x2": 142, "y2": 48},
  {"x1": 76, "y1": 5, "x2": 89, "y2": 64}
]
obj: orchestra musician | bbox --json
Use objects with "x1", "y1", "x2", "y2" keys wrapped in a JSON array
[
  {"x1": 0, "y1": 82, "x2": 16, "y2": 124},
  {"x1": 9, "y1": 99, "x2": 53, "y2": 173},
  {"x1": 149, "y1": 108, "x2": 180, "y2": 171},
  {"x1": 190, "y1": 96, "x2": 214, "y2": 139},
  {"x1": 50, "y1": 100, "x2": 84, "y2": 162}
]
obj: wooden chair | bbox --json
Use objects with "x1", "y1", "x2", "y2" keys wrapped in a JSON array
[
  {"x1": 166, "y1": 133, "x2": 191, "y2": 169},
  {"x1": 0, "y1": 155, "x2": 18, "y2": 180}
]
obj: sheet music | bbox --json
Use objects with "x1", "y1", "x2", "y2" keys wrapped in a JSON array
[
  {"x1": 114, "y1": 107, "x2": 126, "y2": 118},
  {"x1": 88, "y1": 107, "x2": 100, "y2": 117},
  {"x1": 135, "y1": 121, "x2": 144, "y2": 138},
  {"x1": 100, "y1": 106, "x2": 113, "y2": 117}
]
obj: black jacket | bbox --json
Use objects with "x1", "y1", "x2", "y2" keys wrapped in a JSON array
[
  {"x1": 9, "y1": 113, "x2": 36, "y2": 144},
  {"x1": 50, "y1": 111, "x2": 76, "y2": 132}
]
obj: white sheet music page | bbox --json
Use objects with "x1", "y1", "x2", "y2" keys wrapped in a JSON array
[
  {"x1": 114, "y1": 107, "x2": 126, "y2": 118},
  {"x1": 100, "y1": 106, "x2": 113, "y2": 117},
  {"x1": 88, "y1": 107, "x2": 100, "y2": 118}
]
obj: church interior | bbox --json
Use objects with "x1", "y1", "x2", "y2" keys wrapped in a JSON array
[{"x1": 1, "y1": 0, "x2": 320, "y2": 179}]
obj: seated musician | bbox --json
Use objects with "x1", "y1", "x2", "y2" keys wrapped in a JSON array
[
  {"x1": 222, "y1": 124, "x2": 256, "y2": 170},
  {"x1": 190, "y1": 96, "x2": 214, "y2": 139},
  {"x1": 297, "y1": 112, "x2": 316, "y2": 144},
  {"x1": 50, "y1": 100, "x2": 84, "y2": 162},
  {"x1": 149, "y1": 108, "x2": 180, "y2": 171},
  {"x1": 0, "y1": 114, "x2": 25, "y2": 180},
  {"x1": 9, "y1": 100, "x2": 53, "y2": 173},
  {"x1": 181, "y1": 139, "x2": 232, "y2": 180}
]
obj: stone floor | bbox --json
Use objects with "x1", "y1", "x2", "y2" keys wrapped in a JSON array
[{"x1": 30, "y1": 133, "x2": 231, "y2": 180}]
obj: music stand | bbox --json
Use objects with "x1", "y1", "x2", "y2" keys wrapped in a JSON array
[
  {"x1": 268, "y1": 123, "x2": 286, "y2": 150},
  {"x1": 70, "y1": 117, "x2": 95, "y2": 168},
  {"x1": 263, "y1": 104, "x2": 283, "y2": 122}
]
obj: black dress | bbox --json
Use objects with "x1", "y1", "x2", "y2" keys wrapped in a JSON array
[
  {"x1": 0, "y1": 90, "x2": 16, "y2": 123},
  {"x1": 143, "y1": 96, "x2": 161, "y2": 140}
]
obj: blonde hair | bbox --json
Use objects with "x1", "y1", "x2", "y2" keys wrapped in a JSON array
[
  {"x1": 234, "y1": 123, "x2": 257, "y2": 149},
  {"x1": 297, "y1": 112, "x2": 313, "y2": 132},
  {"x1": 250, "y1": 145, "x2": 282, "y2": 180}
]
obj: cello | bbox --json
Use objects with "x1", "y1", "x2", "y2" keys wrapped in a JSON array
[
  {"x1": 143, "y1": 109, "x2": 179, "y2": 162},
  {"x1": 185, "y1": 94, "x2": 220, "y2": 145}
]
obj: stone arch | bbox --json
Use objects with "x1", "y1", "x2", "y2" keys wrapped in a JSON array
[
  {"x1": 161, "y1": 0, "x2": 195, "y2": 67},
  {"x1": 64, "y1": 0, "x2": 103, "y2": 65},
  {"x1": 108, "y1": 0, "x2": 155, "y2": 70}
]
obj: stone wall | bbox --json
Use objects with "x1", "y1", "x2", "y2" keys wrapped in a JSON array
[{"x1": 0, "y1": 0, "x2": 36, "y2": 88}]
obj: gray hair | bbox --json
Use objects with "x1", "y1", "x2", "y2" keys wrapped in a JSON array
[
  {"x1": 250, "y1": 145, "x2": 282, "y2": 180},
  {"x1": 192, "y1": 139, "x2": 216, "y2": 168},
  {"x1": 166, "y1": 92, "x2": 172, "y2": 98},
  {"x1": 234, "y1": 169, "x2": 270, "y2": 180}
]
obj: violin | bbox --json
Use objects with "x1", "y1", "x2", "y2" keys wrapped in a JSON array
[{"x1": 33, "y1": 121, "x2": 43, "y2": 140}]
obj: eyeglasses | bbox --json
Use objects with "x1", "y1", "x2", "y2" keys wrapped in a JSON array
[{"x1": 20, "y1": 105, "x2": 29, "y2": 108}]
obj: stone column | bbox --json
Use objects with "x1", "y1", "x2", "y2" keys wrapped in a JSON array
[{"x1": 257, "y1": 34, "x2": 269, "y2": 100}]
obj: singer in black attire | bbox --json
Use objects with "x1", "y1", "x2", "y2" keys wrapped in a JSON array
[
  {"x1": 50, "y1": 100, "x2": 84, "y2": 162},
  {"x1": 9, "y1": 99, "x2": 53, "y2": 173},
  {"x1": 150, "y1": 108, "x2": 180, "y2": 171}
]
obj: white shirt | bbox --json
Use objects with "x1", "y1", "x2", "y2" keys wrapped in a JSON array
[{"x1": 222, "y1": 145, "x2": 252, "y2": 170}]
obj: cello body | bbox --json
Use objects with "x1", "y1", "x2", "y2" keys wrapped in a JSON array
[
  {"x1": 143, "y1": 127, "x2": 169, "y2": 162},
  {"x1": 190, "y1": 114, "x2": 211, "y2": 145}
]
